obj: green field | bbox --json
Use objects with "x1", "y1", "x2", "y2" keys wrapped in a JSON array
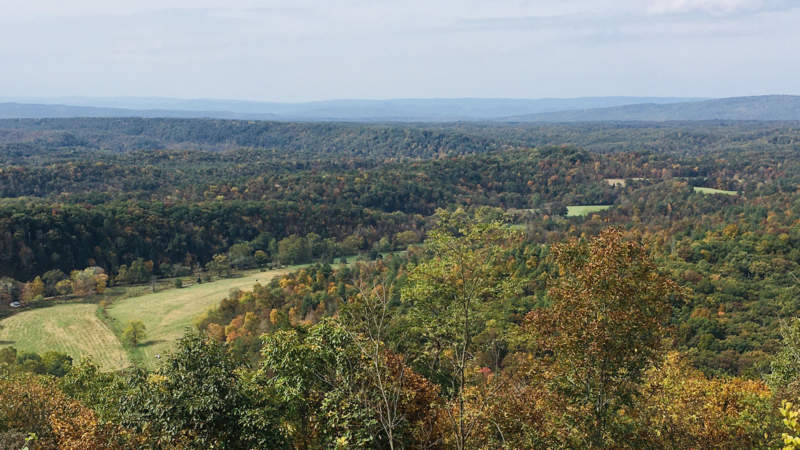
[
  {"x1": 106, "y1": 268, "x2": 292, "y2": 369},
  {"x1": 0, "y1": 268, "x2": 295, "y2": 371},
  {"x1": 694, "y1": 186, "x2": 738, "y2": 196},
  {"x1": 567, "y1": 205, "x2": 613, "y2": 217},
  {"x1": 0, "y1": 303, "x2": 129, "y2": 371}
]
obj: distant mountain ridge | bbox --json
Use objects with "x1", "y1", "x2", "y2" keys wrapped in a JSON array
[
  {"x1": 0, "y1": 97, "x2": 700, "y2": 122},
  {"x1": 0, "y1": 102, "x2": 279, "y2": 120},
  {"x1": 1, "y1": 95, "x2": 799, "y2": 122},
  {"x1": 508, "y1": 95, "x2": 800, "y2": 122}
]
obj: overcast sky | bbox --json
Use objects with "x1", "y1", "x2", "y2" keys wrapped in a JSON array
[{"x1": 1, "y1": 0, "x2": 798, "y2": 102}]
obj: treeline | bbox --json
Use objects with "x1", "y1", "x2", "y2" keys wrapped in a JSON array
[
  {"x1": 0, "y1": 199, "x2": 421, "y2": 281},
  {"x1": 2, "y1": 118, "x2": 799, "y2": 160},
  {"x1": 0, "y1": 118, "x2": 503, "y2": 159},
  {"x1": 0, "y1": 347, "x2": 72, "y2": 377},
  {"x1": 438, "y1": 120, "x2": 800, "y2": 155}
]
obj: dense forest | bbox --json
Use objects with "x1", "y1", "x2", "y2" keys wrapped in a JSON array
[{"x1": 3, "y1": 118, "x2": 800, "y2": 448}]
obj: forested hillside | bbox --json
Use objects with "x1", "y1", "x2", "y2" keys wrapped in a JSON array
[
  {"x1": 3, "y1": 118, "x2": 800, "y2": 448},
  {"x1": 0, "y1": 118, "x2": 503, "y2": 157}
]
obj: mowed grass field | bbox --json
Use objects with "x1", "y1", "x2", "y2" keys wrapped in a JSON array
[
  {"x1": 0, "y1": 303, "x2": 129, "y2": 370},
  {"x1": 567, "y1": 205, "x2": 612, "y2": 217},
  {"x1": 106, "y1": 268, "x2": 294, "y2": 369},
  {"x1": 694, "y1": 186, "x2": 738, "y2": 195}
]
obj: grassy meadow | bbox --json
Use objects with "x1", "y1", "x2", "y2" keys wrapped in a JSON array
[
  {"x1": 0, "y1": 303, "x2": 129, "y2": 370},
  {"x1": 567, "y1": 205, "x2": 612, "y2": 217},
  {"x1": 694, "y1": 186, "x2": 738, "y2": 195}
]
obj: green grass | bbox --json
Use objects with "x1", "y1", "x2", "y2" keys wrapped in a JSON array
[
  {"x1": 693, "y1": 186, "x2": 738, "y2": 196},
  {"x1": 566, "y1": 205, "x2": 612, "y2": 217},
  {"x1": 0, "y1": 303, "x2": 129, "y2": 371},
  {"x1": 105, "y1": 267, "x2": 295, "y2": 370}
]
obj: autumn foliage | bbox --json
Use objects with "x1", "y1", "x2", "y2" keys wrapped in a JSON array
[
  {"x1": 526, "y1": 228, "x2": 679, "y2": 446},
  {"x1": 0, "y1": 375, "x2": 137, "y2": 449}
]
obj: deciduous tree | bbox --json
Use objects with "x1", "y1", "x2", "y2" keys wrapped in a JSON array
[
  {"x1": 402, "y1": 209, "x2": 522, "y2": 450},
  {"x1": 526, "y1": 228, "x2": 678, "y2": 447},
  {"x1": 122, "y1": 321, "x2": 146, "y2": 346}
]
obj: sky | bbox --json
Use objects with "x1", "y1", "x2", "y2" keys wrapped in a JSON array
[{"x1": 1, "y1": 0, "x2": 798, "y2": 102}]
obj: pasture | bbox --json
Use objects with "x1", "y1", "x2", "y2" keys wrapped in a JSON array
[
  {"x1": 567, "y1": 205, "x2": 612, "y2": 217},
  {"x1": 694, "y1": 186, "x2": 738, "y2": 195},
  {"x1": 0, "y1": 303, "x2": 129, "y2": 371}
]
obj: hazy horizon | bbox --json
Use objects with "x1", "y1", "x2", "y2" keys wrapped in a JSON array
[{"x1": 1, "y1": 94, "x2": 714, "y2": 104}]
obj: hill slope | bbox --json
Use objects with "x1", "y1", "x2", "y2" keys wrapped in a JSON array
[{"x1": 0, "y1": 117, "x2": 503, "y2": 157}]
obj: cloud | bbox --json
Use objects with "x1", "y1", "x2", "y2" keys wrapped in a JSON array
[
  {"x1": 647, "y1": 0, "x2": 797, "y2": 15},
  {"x1": 452, "y1": 12, "x2": 744, "y2": 43},
  {"x1": 1, "y1": 0, "x2": 799, "y2": 100},
  {"x1": 442, "y1": 0, "x2": 796, "y2": 44}
]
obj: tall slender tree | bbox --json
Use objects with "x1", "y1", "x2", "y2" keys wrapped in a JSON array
[{"x1": 402, "y1": 209, "x2": 522, "y2": 449}]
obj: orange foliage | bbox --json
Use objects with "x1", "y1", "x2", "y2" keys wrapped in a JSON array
[
  {"x1": 384, "y1": 352, "x2": 446, "y2": 449},
  {"x1": 224, "y1": 314, "x2": 249, "y2": 343},
  {"x1": 457, "y1": 354, "x2": 571, "y2": 449},
  {"x1": 206, "y1": 322, "x2": 225, "y2": 342},
  {"x1": 0, "y1": 377, "x2": 139, "y2": 449},
  {"x1": 635, "y1": 352, "x2": 779, "y2": 448}
]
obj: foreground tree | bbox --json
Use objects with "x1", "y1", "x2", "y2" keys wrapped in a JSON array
[
  {"x1": 260, "y1": 319, "x2": 382, "y2": 448},
  {"x1": 260, "y1": 318, "x2": 442, "y2": 449},
  {"x1": 402, "y1": 209, "x2": 522, "y2": 449},
  {"x1": 114, "y1": 332, "x2": 285, "y2": 448},
  {"x1": 0, "y1": 374, "x2": 134, "y2": 449},
  {"x1": 637, "y1": 352, "x2": 777, "y2": 448},
  {"x1": 526, "y1": 228, "x2": 679, "y2": 447},
  {"x1": 343, "y1": 275, "x2": 405, "y2": 449},
  {"x1": 767, "y1": 318, "x2": 800, "y2": 399}
]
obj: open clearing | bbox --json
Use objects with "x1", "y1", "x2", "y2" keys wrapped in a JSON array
[
  {"x1": 694, "y1": 186, "x2": 738, "y2": 196},
  {"x1": 0, "y1": 267, "x2": 296, "y2": 371},
  {"x1": 0, "y1": 257, "x2": 392, "y2": 371},
  {"x1": 106, "y1": 267, "x2": 294, "y2": 369},
  {"x1": 604, "y1": 178, "x2": 644, "y2": 187},
  {"x1": 0, "y1": 303, "x2": 129, "y2": 371},
  {"x1": 567, "y1": 205, "x2": 612, "y2": 217}
]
